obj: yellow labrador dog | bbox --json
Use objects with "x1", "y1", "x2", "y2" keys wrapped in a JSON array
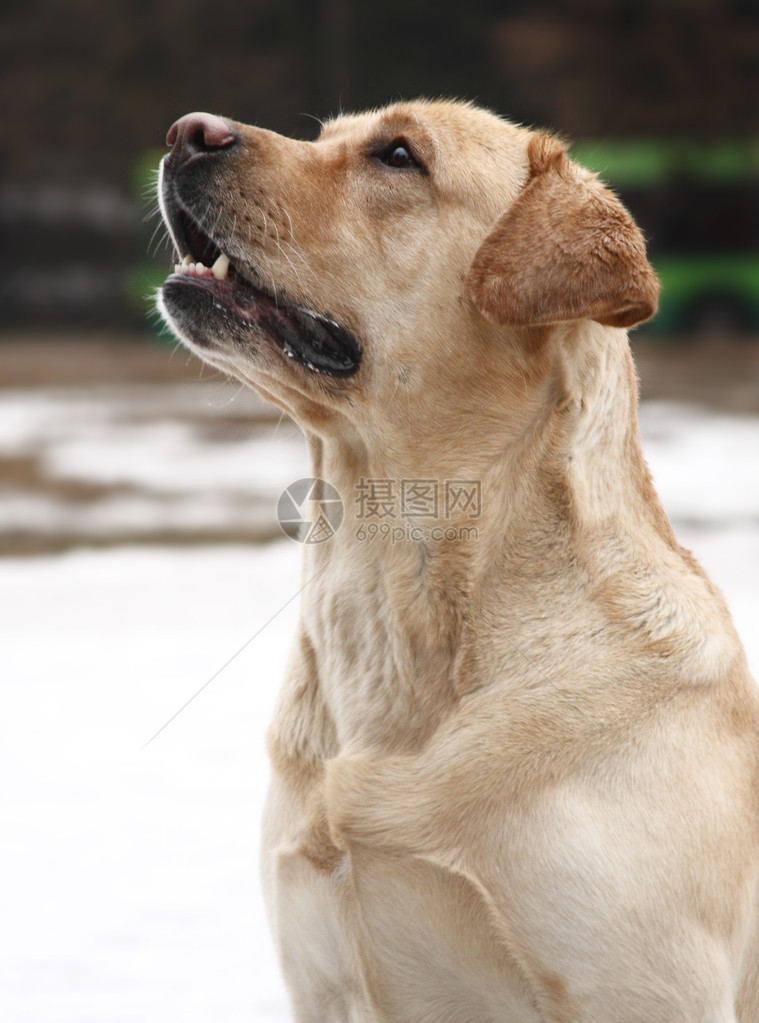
[{"x1": 158, "y1": 100, "x2": 759, "y2": 1022}]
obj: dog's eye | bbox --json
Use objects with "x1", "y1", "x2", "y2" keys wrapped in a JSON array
[
  {"x1": 375, "y1": 139, "x2": 423, "y2": 171},
  {"x1": 385, "y1": 144, "x2": 415, "y2": 168}
]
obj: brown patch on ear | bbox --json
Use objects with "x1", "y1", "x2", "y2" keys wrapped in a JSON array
[
  {"x1": 467, "y1": 134, "x2": 659, "y2": 329},
  {"x1": 526, "y1": 130, "x2": 566, "y2": 177}
]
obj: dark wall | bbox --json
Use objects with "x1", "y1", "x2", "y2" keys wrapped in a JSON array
[
  {"x1": 2, "y1": 0, "x2": 757, "y2": 330},
  {"x1": 4, "y1": 0, "x2": 757, "y2": 187}
]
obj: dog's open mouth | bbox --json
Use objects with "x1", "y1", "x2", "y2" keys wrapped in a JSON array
[{"x1": 163, "y1": 206, "x2": 362, "y2": 378}]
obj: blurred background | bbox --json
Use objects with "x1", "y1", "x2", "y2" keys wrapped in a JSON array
[
  {"x1": 1, "y1": 0, "x2": 759, "y2": 552},
  {"x1": 2, "y1": 0, "x2": 759, "y2": 553},
  {"x1": 1, "y1": 3, "x2": 758, "y2": 1022}
]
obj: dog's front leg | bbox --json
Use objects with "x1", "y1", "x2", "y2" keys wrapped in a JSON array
[{"x1": 262, "y1": 770, "x2": 385, "y2": 1023}]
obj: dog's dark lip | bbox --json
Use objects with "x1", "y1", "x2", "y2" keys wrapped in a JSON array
[{"x1": 162, "y1": 197, "x2": 362, "y2": 378}]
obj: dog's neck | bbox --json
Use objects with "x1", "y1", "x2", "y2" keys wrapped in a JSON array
[
  {"x1": 288, "y1": 324, "x2": 684, "y2": 754},
  {"x1": 304, "y1": 323, "x2": 675, "y2": 565}
]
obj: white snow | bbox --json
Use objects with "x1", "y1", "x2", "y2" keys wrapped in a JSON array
[
  {"x1": 640, "y1": 402, "x2": 759, "y2": 524},
  {"x1": 45, "y1": 421, "x2": 307, "y2": 496},
  {"x1": 0, "y1": 390, "x2": 757, "y2": 1022},
  {"x1": 1, "y1": 544, "x2": 298, "y2": 1022},
  {"x1": 0, "y1": 383, "x2": 308, "y2": 542}
]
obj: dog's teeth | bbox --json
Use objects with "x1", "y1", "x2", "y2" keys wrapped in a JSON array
[
  {"x1": 212, "y1": 253, "x2": 230, "y2": 280},
  {"x1": 173, "y1": 253, "x2": 229, "y2": 279}
]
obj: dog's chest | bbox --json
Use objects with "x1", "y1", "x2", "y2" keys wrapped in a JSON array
[
  {"x1": 268, "y1": 810, "x2": 544, "y2": 1022},
  {"x1": 302, "y1": 571, "x2": 460, "y2": 750}
]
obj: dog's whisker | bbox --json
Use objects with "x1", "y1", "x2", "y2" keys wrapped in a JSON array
[
  {"x1": 281, "y1": 205, "x2": 295, "y2": 244},
  {"x1": 142, "y1": 201, "x2": 162, "y2": 222},
  {"x1": 147, "y1": 221, "x2": 173, "y2": 260}
]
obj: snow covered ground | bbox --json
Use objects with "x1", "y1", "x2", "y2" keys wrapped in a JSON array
[
  {"x1": 0, "y1": 386, "x2": 757, "y2": 1022},
  {"x1": 0, "y1": 382, "x2": 308, "y2": 550},
  {"x1": 1, "y1": 543, "x2": 300, "y2": 1022}
]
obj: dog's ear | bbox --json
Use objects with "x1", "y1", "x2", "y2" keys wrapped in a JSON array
[{"x1": 466, "y1": 134, "x2": 659, "y2": 329}]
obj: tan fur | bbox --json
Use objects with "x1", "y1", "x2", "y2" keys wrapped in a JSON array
[
  {"x1": 467, "y1": 134, "x2": 660, "y2": 329},
  {"x1": 160, "y1": 100, "x2": 759, "y2": 1022}
]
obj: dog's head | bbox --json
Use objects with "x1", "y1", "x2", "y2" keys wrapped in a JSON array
[{"x1": 158, "y1": 100, "x2": 658, "y2": 466}]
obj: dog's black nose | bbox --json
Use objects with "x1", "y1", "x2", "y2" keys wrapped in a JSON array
[{"x1": 165, "y1": 112, "x2": 237, "y2": 164}]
